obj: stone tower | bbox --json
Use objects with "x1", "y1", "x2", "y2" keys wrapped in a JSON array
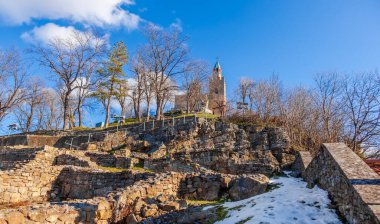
[{"x1": 208, "y1": 61, "x2": 227, "y2": 116}]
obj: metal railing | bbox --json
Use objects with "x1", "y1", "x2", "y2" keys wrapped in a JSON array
[{"x1": 64, "y1": 115, "x2": 200, "y2": 150}]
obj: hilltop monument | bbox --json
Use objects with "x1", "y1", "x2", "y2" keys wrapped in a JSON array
[
  {"x1": 208, "y1": 60, "x2": 227, "y2": 116},
  {"x1": 174, "y1": 60, "x2": 227, "y2": 116}
]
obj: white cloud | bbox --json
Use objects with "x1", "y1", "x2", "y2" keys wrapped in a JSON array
[
  {"x1": 0, "y1": 0, "x2": 140, "y2": 29},
  {"x1": 21, "y1": 23, "x2": 78, "y2": 44},
  {"x1": 170, "y1": 18, "x2": 183, "y2": 32},
  {"x1": 21, "y1": 23, "x2": 109, "y2": 46}
]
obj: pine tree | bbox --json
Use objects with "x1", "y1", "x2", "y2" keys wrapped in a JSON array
[{"x1": 93, "y1": 42, "x2": 128, "y2": 127}]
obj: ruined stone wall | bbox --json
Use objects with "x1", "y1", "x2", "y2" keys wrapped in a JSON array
[
  {"x1": 0, "y1": 135, "x2": 60, "y2": 147},
  {"x1": 0, "y1": 146, "x2": 107, "y2": 204},
  {"x1": 138, "y1": 120, "x2": 290, "y2": 175},
  {"x1": 55, "y1": 167, "x2": 149, "y2": 199},
  {"x1": 110, "y1": 171, "x2": 267, "y2": 223},
  {"x1": 144, "y1": 158, "x2": 203, "y2": 173},
  {"x1": 0, "y1": 168, "x2": 268, "y2": 224},
  {"x1": 86, "y1": 131, "x2": 127, "y2": 151},
  {"x1": 0, "y1": 135, "x2": 27, "y2": 147},
  {"x1": 291, "y1": 151, "x2": 313, "y2": 177},
  {"x1": 0, "y1": 147, "x2": 42, "y2": 170},
  {"x1": 304, "y1": 143, "x2": 380, "y2": 224},
  {"x1": 0, "y1": 146, "x2": 63, "y2": 204},
  {"x1": 84, "y1": 152, "x2": 133, "y2": 168}
]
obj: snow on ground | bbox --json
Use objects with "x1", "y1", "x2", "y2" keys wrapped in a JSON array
[{"x1": 209, "y1": 173, "x2": 342, "y2": 224}]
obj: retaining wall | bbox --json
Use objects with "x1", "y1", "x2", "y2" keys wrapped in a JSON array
[
  {"x1": 304, "y1": 143, "x2": 380, "y2": 224},
  {"x1": 0, "y1": 135, "x2": 60, "y2": 147},
  {"x1": 291, "y1": 150, "x2": 313, "y2": 177}
]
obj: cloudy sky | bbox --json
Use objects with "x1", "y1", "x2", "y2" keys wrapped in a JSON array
[
  {"x1": 1, "y1": 0, "x2": 380, "y2": 127},
  {"x1": 1, "y1": 0, "x2": 380, "y2": 88}
]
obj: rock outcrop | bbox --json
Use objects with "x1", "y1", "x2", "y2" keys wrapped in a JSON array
[
  {"x1": 228, "y1": 175, "x2": 269, "y2": 201},
  {"x1": 0, "y1": 116, "x2": 301, "y2": 223}
]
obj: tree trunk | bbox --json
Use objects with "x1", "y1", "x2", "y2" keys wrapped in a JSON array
[
  {"x1": 136, "y1": 102, "x2": 141, "y2": 122},
  {"x1": 77, "y1": 102, "x2": 83, "y2": 127},
  {"x1": 120, "y1": 104, "x2": 125, "y2": 118},
  {"x1": 25, "y1": 106, "x2": 34, "y2": 132},
  {"x1": 63, "y1": 93, "x2": 70, "y2": 130},
  {"x1": 186, "y1": 94, "x2": 190, "y2": 114},
  {"x1": 105, "y1": 95, "x2": 112, "y2": 128},
  {"x1": 156, "y1": 98, "x2": 162, "y2": 120},
  {"x1": 146, "y1": 99, "x2": 151, "y2": 122},
  {"x1": 133, "y1": 99, "x2": 141, "y2": 122}
]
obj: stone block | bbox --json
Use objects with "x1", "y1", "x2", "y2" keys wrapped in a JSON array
[
  {"x1": 6, "y1": 211, "x2": 25, "y2": 224},
  {"x1": 228, "y1": 175, "x2": 269, "y2": 201}
]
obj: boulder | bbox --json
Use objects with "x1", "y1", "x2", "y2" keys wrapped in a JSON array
[
  {"x1": 96, "y1": 200, "x2": 112, "y2": 220},
  {"x1": 126, "y1": 214, "x2": 138, "y2": 224},
  {"x1": 228, "y1": 175, "x2": 269, "y2": 201},
  {"x1": 27, "y1": 211, "x2": 46, "y2": 222},
  {"x1": 142, "y1": 207, "x2": 158, "y2": 218},
  {"x1": 6, "y1": 211, "x2": 25, "y2": 224},
  {"x1": 86, "y1": 143, "x2": 97, "y2": 151},
  {"x1": 134, "y1": 200, "x2": 147, "y2": 214},
  {"x1": 159, "y1": 201, "x2": 180, "y2": 211}
]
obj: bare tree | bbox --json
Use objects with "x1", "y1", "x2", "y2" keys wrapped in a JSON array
[
  {"x1": 115, "y1": 79, "x2": 129, "y2": 118},
  {"x1": 343, "y1": 73, "x2": 380, "y2": 156},
  {"x1": 141, "y1": 25, "x2": 189, "y2": 120},
  {"x1": 37, "y1": 89, "x2": 63, "y2": 130},
  {"x1": 183, "y1": 60, "x2": 208, "y2": 113},
  {"x1": 282, "y1": 87, "x2": 318, "y2": 150},
  {"x1": 73, "y1": 75, "x2": 93, "y2": 127},
  {"x1": 237, "y1": 78, "x2": 254, "y2": 105},
  {"x1": 14, "y1": 78, "x2": 44, "y2": 132},
  {"x1": 30, "y1": 31, "x2": 106, "y2": 130},
  {"x1": 129, "y1": 56, "x2": 145, "y2": 121},
  {"x1": 162, "y1": 78, "x2": 178, "y2": 113},
  {"x1": 314, "y1": 73, "x2": 344, "y2": 142},
  {"x1": 253, "y1": 75, "x2": 282, "y2": 122},
  {"x1": 0, "y1": 49, "x2": 27, "y2": 124},
  {"x1": 131, "y1": 51, "x2": 154, "y2": 121},
  {"x1": 142, "y1": 73, "x2": 154, "y2": 121}
]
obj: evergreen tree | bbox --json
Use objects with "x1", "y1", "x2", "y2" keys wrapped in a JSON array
[{"x1": 93, "y1": 42, "x2": 128, "y2": 127}]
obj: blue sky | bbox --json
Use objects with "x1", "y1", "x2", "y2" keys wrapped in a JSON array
[
  {"x1": 1, "y1": 0, "x2": 380, "y2": 128},
  {"x1": 1, "y1": 0, "x2": 380, "y2": 90}
]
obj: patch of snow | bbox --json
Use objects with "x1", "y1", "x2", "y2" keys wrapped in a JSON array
[{"x1": 211, "y1": 174, "x2": 342, "y2": 224}]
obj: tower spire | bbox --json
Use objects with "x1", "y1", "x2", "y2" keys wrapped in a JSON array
[{"x1": 213, "y1": 58, "x2": 222, "y2": 78}]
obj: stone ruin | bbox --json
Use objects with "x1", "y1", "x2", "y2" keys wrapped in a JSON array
[{"x1": 0, "y1": 116, "x2": 378, "y2": 223}]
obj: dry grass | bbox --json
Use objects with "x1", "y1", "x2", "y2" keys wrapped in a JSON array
[
  {"x1": 186, "y1": 199, "x2": 222, "y2": 206},
  {"x1": 0, "y1": 201, "x2": 30, "y2": 210},
  {"x1": 97, "y1": 166, "x2": 128, "y2": 172}
]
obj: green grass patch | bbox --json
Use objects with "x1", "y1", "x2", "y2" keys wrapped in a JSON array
[
  {"x1": 266, "y1": 183, "x2": 283, "y2": 192},
  {"x1": 108, "y1": 144, "x2": 127, "y2": 155},
  {"x1": 228, "y1": 204, "x2": 246, "y2": 211},
  {"x1": 186, "y1": 200, "x2": 222, "y2": 206},
  {"x1": 235, "y1": 216, "x2": 253, "y2": 224},
  {"x1": 130, "y1": 162, "x2": 154, "y2": 173},
  {"x1": 98, "y1": 165, "x2": 154, "y2": 173},
  {"x1": 195, "y1": 113, "x2": 219, "y2": 119},
  {"x1": 71, "y1": 126, "x2": 93, "y2": 131},
  {"x1": 124, "y1": 117, "x2": 139, "y2": 123},
  {"x1": 215, "y1": 206, "x2": 229, "y2": 222},
  {"x1": 97, "y1": 166, "x2": 127, "y2": 172},
  {"x1": 173, "y1": 112, "x2": 219, "y2": 119},
  {"x1": 131, "y1": 166, "x2": 154, "y2": 173}
]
